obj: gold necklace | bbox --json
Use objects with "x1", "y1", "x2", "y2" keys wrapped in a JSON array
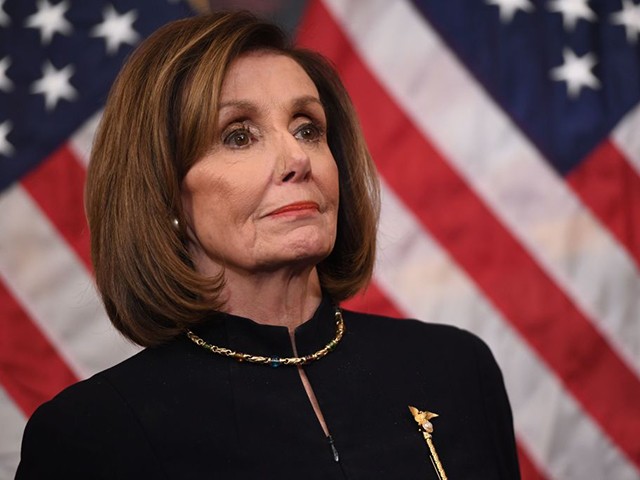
[{"x1": 186, "y1": 308, "x2": 345, "y2": 367}]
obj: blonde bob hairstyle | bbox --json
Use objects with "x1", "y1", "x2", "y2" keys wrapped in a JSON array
[{"x1": 86, "y1": 11, "x2": 380, "y2": 347}]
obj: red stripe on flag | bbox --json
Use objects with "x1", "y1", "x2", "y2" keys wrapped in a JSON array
[
  {"x1": 297, "y1": 0, "x2": 640, "y2": 467},
  {"x1": 567, "y1": 139, "x2": 640, "y2": 267},
  {"x1": 517, "y1": 444, "x2": 547, "y2": 480},
  {"x1": 0, "y1": 280, "x2": 79, "y2": 416},
  {"x1": 21, "y1": 144, "x2": 92, "y2": 272},
  {"x1": 343, "y1": 281, "x2": 403, "y2": 317}
]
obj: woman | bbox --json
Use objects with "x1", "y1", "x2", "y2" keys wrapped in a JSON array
[{"x1": 16, "y1": 11, "x2": 520, "y2": 479}]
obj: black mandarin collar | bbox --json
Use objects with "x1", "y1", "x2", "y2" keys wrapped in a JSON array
[{"x1": 191, "y1": 296, "x2": 338, "y2": 360}]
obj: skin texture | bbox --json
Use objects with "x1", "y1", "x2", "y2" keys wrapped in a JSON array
[{"x1": 181, "y1": 51, "x2": 340, "y2": 329}]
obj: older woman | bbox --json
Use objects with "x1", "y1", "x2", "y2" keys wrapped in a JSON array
[{"x1": 16, "y1": 11, "x2": 520, "y2": 479}]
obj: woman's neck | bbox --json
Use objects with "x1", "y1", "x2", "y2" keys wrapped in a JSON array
[{"x1": 219, "y1": 267, "x2": 323, "y2": 331}]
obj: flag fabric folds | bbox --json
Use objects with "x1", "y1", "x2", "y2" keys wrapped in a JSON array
[{"x1": 1, "y1": 1, "x2": 639, "y2": 479}]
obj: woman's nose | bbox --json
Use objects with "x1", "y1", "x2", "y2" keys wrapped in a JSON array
[{"x1": 276, "y1": 132, "x2": 311, "y2": 183}]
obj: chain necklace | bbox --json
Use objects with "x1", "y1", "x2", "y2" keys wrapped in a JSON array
[{"x1": 186, "y1": 308, "x2": 345, "y2": 367}]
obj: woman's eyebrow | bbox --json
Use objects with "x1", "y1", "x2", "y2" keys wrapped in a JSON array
[
  {"x1": 218, "y1": 96, "x2": 323, "y2": 117},
  {"x1": 218, "y1": 100, "x2": 258, "y2": 114},
  {"x1": 292, "y1": 95, "x2": 323, "y2": 111}
]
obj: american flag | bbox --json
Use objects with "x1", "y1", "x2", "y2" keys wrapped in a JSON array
[
  {"x1": 0, "y1": 0, "x2": 194, "y2": 477},
  {"x1": 1, "y1": 0, "x2": 639, "y2": 479}
]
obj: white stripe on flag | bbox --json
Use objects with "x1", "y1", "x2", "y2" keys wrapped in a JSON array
[
  {"x1": 69, "y1": 111, "x2": 102, "y2": 168},
  {"x1": 324, "y1": 0, "x2": 640, "y2": 376},
  {"x1": 0, "y1": 185, "x2": 139, "y2": 378},
  {"x1": 375, "y1": 179, "x2": 639, "y2": 480},
  {"x1": 0, "y1": 386, "x2": 26, "y2": 480},
  {"x1": 611, "y1": 102, "x2": 640, "y2": 177}
]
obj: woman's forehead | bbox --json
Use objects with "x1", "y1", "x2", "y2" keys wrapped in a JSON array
[{"x1": 218, "y1": 51, "x2": 321, "y2": 110}]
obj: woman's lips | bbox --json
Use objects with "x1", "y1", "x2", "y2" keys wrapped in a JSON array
[{"x1": 269, "y1": 201, "x2": 320, "y2": 216}]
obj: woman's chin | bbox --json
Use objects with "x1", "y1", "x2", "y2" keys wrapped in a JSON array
[
  {"x1": 250, "y1": 240, "x2": 334, "y2": 273},
  {"x1": 258, "y1": 225, "x2": 335, "y2": 263}
]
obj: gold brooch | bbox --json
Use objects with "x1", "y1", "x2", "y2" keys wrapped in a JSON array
[{"x1": 408, "y1": 405, "x2": 448, "y2": 480}]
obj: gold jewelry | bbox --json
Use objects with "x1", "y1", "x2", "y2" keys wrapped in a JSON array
[
  {"x1": 408, "y1": 405, "x2": 448, "y2": 480},
  {"x1": 186, "y1": 308, "x2": 345, "y2": 367}
]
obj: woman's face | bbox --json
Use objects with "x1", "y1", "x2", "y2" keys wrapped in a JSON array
[{"x1": 181, "y1": 51, "x2": 339, "y2": 278}]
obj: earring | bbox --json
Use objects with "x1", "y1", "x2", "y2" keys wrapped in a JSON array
[{"x1": 172, "y1": 218, "x2": 179, "y2": 229}]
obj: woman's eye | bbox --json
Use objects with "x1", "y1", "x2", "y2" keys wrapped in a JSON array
[
  {"x1": 224, "y1": 129, "x2": 253, "y2": 148},
  {"x1": 294, "y1": 123, "x2": 323, "y2": 142}
]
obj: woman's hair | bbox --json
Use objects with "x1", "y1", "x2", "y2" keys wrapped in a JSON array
[{"x1": 85, "y1": 11, "x2": 380, "y2": 346}]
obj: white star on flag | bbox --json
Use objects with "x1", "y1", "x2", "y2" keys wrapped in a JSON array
[
  {"x1": 30, "y1": 61, "x2": 78, "y2": 111},
  {"x1": 485, "y1": 0, "x2": 535, "y2": 23},
  {"x1": 547, "y1": 0, "x2": 597, "y2": 30},
  {"x1": 550, "y1": 47, "x2": 600, "y2": 98},
  {"x1": 24, "y1": 0, "x2": 72, "y2": 45},
  {"x1": 0, "y1": 56, "x2": 13, "y2": 92},
  {"x1": 611, "y1": 0, "x2": 640, "y2": 44},
  {"x1": 91, "y1": 5, "x2": 140, "y2": 54},
  {"x1": 0, "y1": 0, "x2": 9, "y2": 27},
  {"x1": 0, "y1": 120, "x2": 14, "y2": 157}
]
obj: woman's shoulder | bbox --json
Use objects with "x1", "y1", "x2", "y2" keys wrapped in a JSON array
[
  {"x1": 339, "y1": 307, "x2": 504, "y2": 388},
  {"x1": 23, "y1": 374, "x2": 124, "y2": 446},
  {"x1": 337, "y1": 308, "x2": 519, "y2": 478},
  {"x1": 342, "y1": 307, "x2": 491, "y2": 354},
  {"x1": 23, "y1": 346, "x2": 163, "y2": 437},
  {"x1": 32, "y1": 336, "x2": 191, "y2": 413},
  {"x1": 16, "y1": 345, "x2": 179, "y2": 478}
]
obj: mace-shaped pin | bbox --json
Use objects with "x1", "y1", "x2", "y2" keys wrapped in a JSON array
[{"x1": 408, "y1": 405, "x2": 448, "y2": 480}]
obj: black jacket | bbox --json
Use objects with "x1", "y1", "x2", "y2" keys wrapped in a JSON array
[{"x1": 16, "y1": 299, "x2": 520, "y2": 479}]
